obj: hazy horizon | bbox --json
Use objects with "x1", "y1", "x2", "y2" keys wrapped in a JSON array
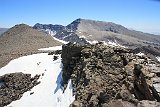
[{"x1": 1, "y1": 0, "x2": 160, "y2": 34}]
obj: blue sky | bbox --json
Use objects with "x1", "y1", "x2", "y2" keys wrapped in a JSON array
[{"x1": 0, "y1": 0, "x2": 160, "y2": 34}]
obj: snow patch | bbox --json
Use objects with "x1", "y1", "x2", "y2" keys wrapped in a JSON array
[
  {"x1": 107, "y1": 40, "x2": 126, "y2": 48},
  {"x1": 79, "y1": 35, "x2": 86, "y2": 39},
  {"x1": 86, "y1": 39, "x2": 126, "y2": 48},
  {"x1": 136, "y1": 52, "x2": 145, "y2": 57},
  {"x1": 156, "y1": 57, "x2": 160, "y2": 62},
  {"x1": 43, "y1": 29, "x2": 68, "y2": 44},
  {"x1": 53, "y1": 37, "x2": 68, "y2": 44},
  {"x1": 38, "y1": 46, "x2": 62, "y2": 51},
  {"x1": 45, "y1": 29, "x2": 56, "y2": 36},
  {"x1": 86, "y1": 40, "x2": 98, "y2": 44}
]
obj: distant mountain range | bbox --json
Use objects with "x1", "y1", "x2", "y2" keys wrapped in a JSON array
[
  {"x1": 0, "y1": 28, "x2": 8, "y2": 35},
  {"x1": 33, "y1": 18, "x2": 160, "y2": 48}
]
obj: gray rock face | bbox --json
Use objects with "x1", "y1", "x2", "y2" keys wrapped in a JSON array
[
  {"x1": 33, "y1": 23, "x2": 66, "y2": 32},
  {"x1": 0, "y1": 72, "x2": 40, "y2": 107},
  {"x1": 62, "y1": 43, "x2": 160, "y2": 107}
]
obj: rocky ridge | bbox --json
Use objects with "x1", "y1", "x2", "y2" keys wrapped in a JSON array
[{"x1": 61, "y1": 43, "x2": 160, "y2": 107}]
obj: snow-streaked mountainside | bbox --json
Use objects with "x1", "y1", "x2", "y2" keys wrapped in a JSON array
[
  {"x1": 0, "y1": 46, "x2": 75, "y2": 107},
  {"x1": 33, "y1": 18, "x2": 160, "y2": 48}
]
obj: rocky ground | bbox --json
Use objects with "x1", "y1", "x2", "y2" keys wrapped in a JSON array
[
  {"x1": 62, "y1": 42, "x2": 160, "y2": 107},
  {"x1": 0, "y1": 73, "x2": 40, "y2": 107}
]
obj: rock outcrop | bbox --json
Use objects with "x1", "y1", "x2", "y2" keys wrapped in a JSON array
[
  {"x1": 62, "y1": 43, "x2": 160, "y2": 107},
  {"x1": 0, "y1": 72, "x2": 40, "y2": 107}
]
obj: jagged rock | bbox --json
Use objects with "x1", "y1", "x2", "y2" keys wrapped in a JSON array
[
  {"x1": 61, "y1": 43, "x2": 160, "y2": 107},
  {"x1": 0, "y1": 72, "x2": 40, "y2": 106},
  {"x1": 62, "y1": 43, "x2": 82, "y2": 88}
]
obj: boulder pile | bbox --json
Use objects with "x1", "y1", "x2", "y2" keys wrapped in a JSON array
[{"x1": 0, "y1": 72, "x2": 40, "y2": 106}]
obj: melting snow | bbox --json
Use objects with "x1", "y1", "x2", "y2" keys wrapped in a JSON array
[
  {"x1": 136, "y1": 52, "x2": 145, "y2": 57},
  {"x1": 38, "y1": 46, "x2": 62, "y2": 51},
  {"x1": 0, "y1": 48, "x2": 74, "y2": 107},
  {"x1": 87, "y1": 40, "x2": 98, "y2": 44},
  {"x1": 156, "y1": 57, "x2": 160, "y2": 62},
  {"x1": 86, "y1": 39, "x2": 126, "y2": 48},
  {"x1": 79, "y1": 35, "x2": 86, "y2": 39},
  {"x1": 53, "y1": 37, "x2": 68, "y2": 44},
  {"x1": 44, "y1": 29, "x2": 68, "y2": 44}
]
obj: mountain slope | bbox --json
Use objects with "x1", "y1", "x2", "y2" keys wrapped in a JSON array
[
  {"x1": 68, "y1": 19, "x2": 160, "y2": 47},
  {"x1": 33, "y1": 18, "x2": 160, "y2": 48},
  {"x1": 0, "y1": 24, "x2": 62, "y2": 68}
]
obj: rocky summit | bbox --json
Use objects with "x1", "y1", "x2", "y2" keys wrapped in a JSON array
[{"x1": 61, "y1": 42, "x2": 160, "y2": 107}]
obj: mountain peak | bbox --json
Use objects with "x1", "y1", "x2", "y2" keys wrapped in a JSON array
[
  {"x1": 14, "y1": 23, "x2": 32, "y2": 28},
  {"x1": 33, "y1": 18, "x2": 160, "y2": 48}
]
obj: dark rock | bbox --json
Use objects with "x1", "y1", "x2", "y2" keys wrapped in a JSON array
[
  {"x1": 48, "y1": 51, "x2": 55, "y2": 55},
  {"x1": 30, "y1": 92, "x2": 34, "y2": 95},
  {"x1": 134, "y1": 64, "x2": 142, "y2": 77},
  {"x1": 53, "y1": 55, "x2": 58, "y2": 60},
  {"x1": 48, "y1": 50, "x2": 62, "y2": 55},
  {"x1": 61, "y1": 43, "x2": 160, "y2": 107},
  {"x1": 0, "y1": 72, "x2": 40, "y2": 106}
]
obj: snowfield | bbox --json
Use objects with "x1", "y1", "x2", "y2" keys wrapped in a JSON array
[
  {"x1": 38, "y1": 45, "x2": 62, "y2": 51},
  {"x1": 0, "y1": 46, "x2": 75, "y2": 107}
]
